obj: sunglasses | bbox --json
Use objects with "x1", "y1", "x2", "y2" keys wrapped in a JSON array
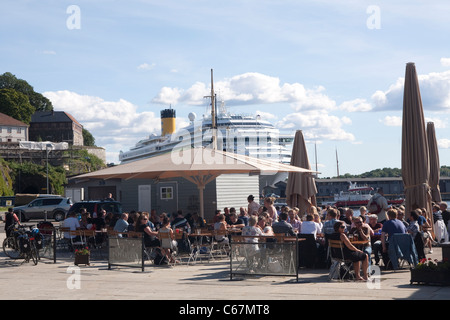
[{"x1": 339, "y1": 225, "x2": 346, "y2": 229}]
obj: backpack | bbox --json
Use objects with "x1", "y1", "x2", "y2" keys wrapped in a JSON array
[{"x1": 368, "y1": 196, "x2": 382, "y2": 214}]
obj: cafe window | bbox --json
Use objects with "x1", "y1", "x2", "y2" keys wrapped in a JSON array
[{"x1": 160, "y1": 187, "x2": 173, "y2": 200}]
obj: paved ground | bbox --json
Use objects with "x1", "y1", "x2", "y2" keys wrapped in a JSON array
[{"x1": 1, "y1": 221, "x2": 450, "y2": 302}]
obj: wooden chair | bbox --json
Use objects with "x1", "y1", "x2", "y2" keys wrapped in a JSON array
[
  {"x1": 210, "y1": 229, "x2": 230, "y2": 259},
  {"x1": 158, "y1": 230, "x2": 179, "y2": 266},
  {"x1": 69, "y1": 230, "x2": 86, "y2": 251},
  {"x1": 58, "y1": 227, "x2": 70, "y2": 240},
  {"x1": 274, "y1": 233, "x2": 286, "y2": 243},
  {"x1": 127, "y1": 231, "x2": 143, "y2": 238},
  {"x1": 56, "y1": 227, "x2": 71, "y2": 250},
  {"x1": 107, "y1": 230, "x2": 119, "y2": 237},
  {"x1": 328, "y1": 240, "x2": 355, "y2": 281},
  {"x1": 82, "y1": 229, "x2": 96, "y2": 248}
]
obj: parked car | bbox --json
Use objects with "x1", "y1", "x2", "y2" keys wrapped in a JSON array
[
  {"x1": 66, "y1": 200, "x2": 123, "y2": 219},
  {"x1": 14, "y1": 197, "x2": 73, "y2": 222}
]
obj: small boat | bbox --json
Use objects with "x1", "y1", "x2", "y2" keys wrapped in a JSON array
[
  {"x1": 332, "y1": 181, "x2": 404, "y2": 207},
  {"x1": 333, "y1": 182, "x2": 374, "y2": 207}
]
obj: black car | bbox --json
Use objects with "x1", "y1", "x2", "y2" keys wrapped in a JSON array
[{"x1": 66, "y1": 200, "x2": 123, "y2": 218}]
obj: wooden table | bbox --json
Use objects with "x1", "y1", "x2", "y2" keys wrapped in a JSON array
[
  {"x1": 350, "y1": 239, "x2": 369, "y2": 247},
  {"x1": 187, "y1": 231, "x2": 213, "y2": 264}
]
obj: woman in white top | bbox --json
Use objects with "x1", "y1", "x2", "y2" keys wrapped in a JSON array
[
  {"x1": 159, "y1": 213, "x2": 177, "y2": 263},
  {"x1": 242, "y1": 216, "x2": 263, "y2": 255}
]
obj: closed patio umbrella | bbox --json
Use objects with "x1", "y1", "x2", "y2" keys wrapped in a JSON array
[
  {"x1": 427, "y1": 122, "x2": 442, "y2": 203},
  {"x1": 74, "y1": 146, "x2": 316, "y2": 218},
  {"x1": 285, "y1": 130, "x2": 318, "y2": 215},
  {"x1": 401, "y1": 62, "x2": 432, "y2": 223}
]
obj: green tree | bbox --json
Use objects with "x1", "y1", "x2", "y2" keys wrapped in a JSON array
[
  {"x1": 7, "y1": 161, "x2": 66, "y2": 195},
  {"x1": 0, "y1": 72, "x2": 53, "y2": 111},
  {"x1": 0, "y1": 88, "x2": 35, "y2": 124},
  {"x1": 441, "y1": 166, "x2": 450, "y2": 177},
  {"x1": 82, "y1": 128, "x2": 96, "y2": 146},
  {"x1": 0, "y1": 159, "x2": 14, "y2": 196}
]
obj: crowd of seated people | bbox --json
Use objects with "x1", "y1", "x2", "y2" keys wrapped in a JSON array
[{"x1": 62, "y1": 193, "x2": 445, "y2": 274}]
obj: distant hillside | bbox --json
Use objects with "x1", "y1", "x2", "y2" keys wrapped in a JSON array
[{"x1": 337, "y1": 166, "x2": 450, "y2": 179}]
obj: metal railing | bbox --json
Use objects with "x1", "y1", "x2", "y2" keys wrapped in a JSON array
[{"x1": 230, "y1": 235, "x2": 299, "y2": 282}]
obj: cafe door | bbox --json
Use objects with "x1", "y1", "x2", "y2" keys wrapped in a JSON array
[{"x1": 138, "y1": 185, "x2": 152, "y2": 212}]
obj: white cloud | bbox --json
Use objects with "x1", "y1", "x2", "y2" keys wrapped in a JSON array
[
  {"x1": 340, "y1": 116, "x2": 352, "y2": 125},
  {"x1": 441, "y1": 58, "x2": 450, "y2": 67},
  {"x1": 152, "y1": 86, "x2": 183, "y2": 106},
  {"x1": 137, "y1": 62, "x2": 156, "y2": 70},
  {"x1": 425, "y1": 117, "x2": 447, "y2": 129},
  {"x1": 43, "y1": 90, "x2": 162, "y2": 163},
  {"x1": 381, "y1": 115, "x2": 402, "y2": 127},
  {"x1": 276, "y1": 111, "x2": 355, "y2": 142},
  {"x1": 379, "y1": 115, "x2": 447, "y2": 129},
  {"x1": 371, "y1": 70, "x2": 450, "y2": 112},
  {"x1": 438, "y1": 138, "x2": 450, "y2": 149},
  {"x1": 339, "y1": 98, "x2": 372, "y2": 112},
  {"x1": 152, "y1": 72, "x2": 337, "y2": 111},
  {"x1": 255, "y1": 110, "x2": 277, "y2": 120}
]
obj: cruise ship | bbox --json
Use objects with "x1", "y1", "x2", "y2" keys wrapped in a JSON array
[
  {"x1": 119, "y1": 100, "x2": 295, "y2": 165},
  {"x1": 119, "y1": 70, "x2": 295, "y2": 172}
]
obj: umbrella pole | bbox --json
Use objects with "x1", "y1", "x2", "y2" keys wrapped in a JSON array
[{"x1": 198, "y1": 184, "x2": 205, "y2": 219}]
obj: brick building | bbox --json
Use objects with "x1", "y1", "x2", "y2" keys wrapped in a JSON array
[{"x1": 29, "y1": 111, "x2": 83, "y2": 146}]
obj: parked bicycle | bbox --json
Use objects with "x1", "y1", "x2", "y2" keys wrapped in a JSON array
[{"x1": 3, "y1": 224, "x2": 43, "y2": 265}]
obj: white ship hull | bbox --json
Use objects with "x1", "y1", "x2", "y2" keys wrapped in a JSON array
[{"x1": 120, "y1": 112, "x2": 294, "y2": 165}]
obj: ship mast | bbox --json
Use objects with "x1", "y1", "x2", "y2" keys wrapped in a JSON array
[
  {"x1": 335, "y1": 147, "x2": 340, "y2": 178},
  {"x1": 314, "y1": 141, "x2": 318, "y2": 177},
  {"x1": 204, "y1": 69, "x2": 217, "y2": 149}
]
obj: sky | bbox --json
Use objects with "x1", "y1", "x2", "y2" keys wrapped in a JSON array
[{"x1": 1, "y1": 0, "x2": 450, "y2": 178}]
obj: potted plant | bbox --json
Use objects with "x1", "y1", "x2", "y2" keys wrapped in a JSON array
[
  {"x1": 74, "y1": 247, "x2": 90, "y2": 266},
  {"x1": 410, "y1": 258, "x2": 450, "y2": 286}
]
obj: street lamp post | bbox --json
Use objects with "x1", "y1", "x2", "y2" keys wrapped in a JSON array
[{"x1": 46, "y1": 143, "x2": 52, "y2": 194}]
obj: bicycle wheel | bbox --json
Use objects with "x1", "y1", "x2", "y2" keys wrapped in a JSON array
[
  {"x1": 30, "y1": 242, "x2": 39, "y2": 265},
  {"x1": 3, "y1": 237, "x2": 22, "y2": 259}
]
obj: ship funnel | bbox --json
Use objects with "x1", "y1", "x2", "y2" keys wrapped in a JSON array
[{"x1": 161, "y1": 108, "x2": 176, "y2": 136}]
